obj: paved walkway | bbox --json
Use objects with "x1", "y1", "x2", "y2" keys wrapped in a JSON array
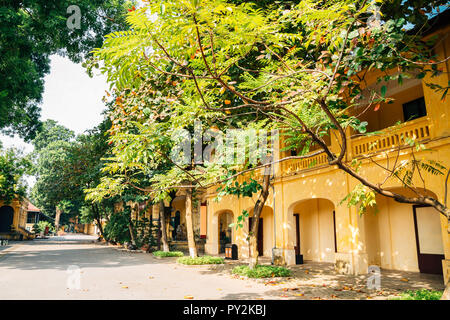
[
  {"x1": 0, "y1": 236, "x2": 444, "y2": 300},
  {"x1": 229, "y1": 260, "x2": 445, "y2": 300}
]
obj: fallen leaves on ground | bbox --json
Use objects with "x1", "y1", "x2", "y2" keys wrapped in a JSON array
[
  {"x1": 400, "y1": 278, "x2": 409, "y2": 282},
  {"x1": 294, "y1": 293, "x2": 304, "y2": 297}
]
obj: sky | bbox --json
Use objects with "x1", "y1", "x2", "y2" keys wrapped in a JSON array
[
  {"x1": 0, "y1": 55, "x2": 109, "y2": 153},
  {"x1": 0, "y1": 55, "x2": 109, "y2": 188}
]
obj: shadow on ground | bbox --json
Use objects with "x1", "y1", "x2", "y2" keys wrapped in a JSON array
[
  {"x1": 0, "y1": 241, "x2": 175, "y2": 271},
  {"x1": 196, "y1": 260, "x2": 444, "y2": 300}
]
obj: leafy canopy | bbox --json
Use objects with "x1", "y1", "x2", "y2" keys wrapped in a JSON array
[{"x1": 0, "y1": 0, "x2": 133, "y2": 141}]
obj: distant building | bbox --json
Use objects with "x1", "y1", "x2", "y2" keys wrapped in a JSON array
[
  {"x1": 0, "y1": 198, "x2": 34, "y2": 240},
  {"x1": 25, "y1": 202, "x2": 53, "y2": 232}
]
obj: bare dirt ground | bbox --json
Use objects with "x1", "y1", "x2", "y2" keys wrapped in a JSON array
[{"x1": 0, "y1": 235, "x2": 444, "y2": 300}]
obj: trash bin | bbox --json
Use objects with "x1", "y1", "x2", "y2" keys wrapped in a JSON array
[{"x1": 225, "y1": 244, "x2": 238, "y2": 260}]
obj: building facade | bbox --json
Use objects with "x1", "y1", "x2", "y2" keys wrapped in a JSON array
[
  {"x1": 201, "y1": 18, "x2": 450, "y2": 285},
  {"x1": 0, "y1": 198, "x2": 33, "y2": 240}
]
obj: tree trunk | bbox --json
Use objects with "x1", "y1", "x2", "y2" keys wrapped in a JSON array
[
  {"x1": 92, "y1": 204, "x2": 105, "y2": 239},
  {"x1": 185, "y1": 188, "x2": 198, "y2": 258},
  {"x1": 55, "y1": 207, "x2": 62, "y2": 233},
  {"x1": 128, "y1": 215, "x2": 137, "y2": 249},
  {"x1": 159, "y1": 200, "x2": 170, "y2": 252},
  {"x1": 249, "y1": 165, "x2": 272, "y2": 269},
  {"x1": 95, "y1": 216, "x2": 104, "y2": 238}
]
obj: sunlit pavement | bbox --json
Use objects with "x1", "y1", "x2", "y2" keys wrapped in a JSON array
[
  {"x1": 0, "y1": 236, "x2": 278, "y2": 300},
  {"x1": 0, "y1": 236, "x2": 444, "y2": 300}
]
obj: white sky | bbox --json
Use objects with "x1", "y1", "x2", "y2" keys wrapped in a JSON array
[
  {"x1": 0, "y1": 55, "x2": 109, "y2": 188},
  {"x1": 0, "y1": 55, "x2": 109, "y2": 153}
]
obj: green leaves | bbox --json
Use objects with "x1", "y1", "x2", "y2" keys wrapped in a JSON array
[
  {"x1": 348, "y1": 118, "x2": 368, "y2": 134},
  {"x1": 90, "y1": 0, "x2": 450, "y2": 221},
  {"x1": 340, "y1": 184, "x2": 378, "y2": 216},
  {"x1": 32, "y1": 119, "x2": 113, "y2": 222},
  {"x1": 1, "y1": 0, "x2": 132, "y2": 141},
  {"x1": 0, "y1": 147, "x2": 32, "y2": 203},
  {"x1": 380, "y1": 85, "x2": 387, "y2": 98},
  {"x1": 230, "y1": 209, "x2": 250, "y2": 230},
  {"x1": 348, "y1": 30, "x2": 360, "y2": 40},
  {"x1": 217, "y1": 178, "x2": 262, "y2": 200}
]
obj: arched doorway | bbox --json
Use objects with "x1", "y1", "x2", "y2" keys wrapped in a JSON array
[
  {"x1": 361, "y1": 187, "x2": 444, "y2": 274},
  {"x1": 172, "y1": 210, "x2": 181, "y2": 239},
  {"x1": 289, "y1": 199, "x2": 336, "y2": 263},
  {"x1": 0, "y1": 206, "x2": 14, "y2": 233},
  {"x1": 218, "y1": 211, "x2": 233, "y2": 253}
]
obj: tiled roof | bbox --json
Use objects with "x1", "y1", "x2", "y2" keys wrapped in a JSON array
[{"x1": 27, "y1": 203, "x2": 41, "y2": 212}]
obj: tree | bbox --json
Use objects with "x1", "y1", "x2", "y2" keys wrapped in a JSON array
[
  {"x1": 31, "y1": 119, "x2": 114, "y2": 234},
  {"x1": 31, "y1": 120, "x2": 76, "y2": 217},
  {"x1": 92, "y1": 1, "x2": 450, "y2": 290},
  {"x1": 65, "y1": 120, "x2": 114, "y2": 239},
  {"x1": 90, "y1": 0, "x2": 290, "y2": 263},
  {"x1": 0, "y1": 0, "x2": 133, "y2": 141},
  {"x1": 0, "y1": 147, "x2": 32, "y2": 203},
  {"x1": 32, "y1": 120, "x2": 75, "y2": 152}
]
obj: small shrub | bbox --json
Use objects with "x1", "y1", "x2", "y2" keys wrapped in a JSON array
[
  {"x1": 177, "y1": 256, "x2": 225, "y2": 265},
  {"x1": 153, "y1": 251, "x2": 184, "y2": 258},
  {"x1": 33, "y1": 221, "x2": 54, "y2": 234},
  {"x1": 232, "y1": 265, "x2": 291, "y2": 278},
  {"x1": 390, "y1": 289, "x2": 443, "y2": 300}
]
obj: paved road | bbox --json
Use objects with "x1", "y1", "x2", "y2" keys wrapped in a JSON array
[
  {"x1": 0, "y1": 235, "x2": 275, "y2": 300},
  {"x1": 0, "y1": 235, "x2": 444, "y2": 300}
]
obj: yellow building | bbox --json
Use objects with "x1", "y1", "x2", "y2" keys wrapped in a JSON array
[
  {"x1": 0, "y1": 197, "x2": 34, "y2": 240},
  {"x1": 201, "y1": 15, "x2": 450, "y2": 285}
]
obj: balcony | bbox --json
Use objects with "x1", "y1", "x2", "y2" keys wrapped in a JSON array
[
  {"x1": 279, "y1": 117, "x2": 433, "y2": 176},
  {"x1": 281, "y1": 152, "x2": 329, "y2": 176},
  {"x1": 350, "y1": 117, "x2": 432, "y2": 157}
]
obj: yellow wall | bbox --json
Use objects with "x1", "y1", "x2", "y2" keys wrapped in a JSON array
[
  {"x1": 290, "y1": 199, "x2": 336, "y2": 263},
  {"x1": 357, "y1": 83, "x2": 424, "y2": 133},
  {"x1": 0, "y1": 198, "x2": 30, "y2": 239},
  {"x1": 204, "y1": 26, "x2": 450, "y2": 284}
]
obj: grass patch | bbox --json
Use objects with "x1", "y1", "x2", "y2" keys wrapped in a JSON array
[
  {"x1": 389, "y1": 289, "x2": 443, "y2": 300},
  {"x1": 177, "y1": 256, "x2": 225, "y2": 265},
  {"x1": 152, "y1": 251, "x2": 184, "y2": 258},
  {"x1": 232, "y1": 265, "x2": 291, "y2": 278}
]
